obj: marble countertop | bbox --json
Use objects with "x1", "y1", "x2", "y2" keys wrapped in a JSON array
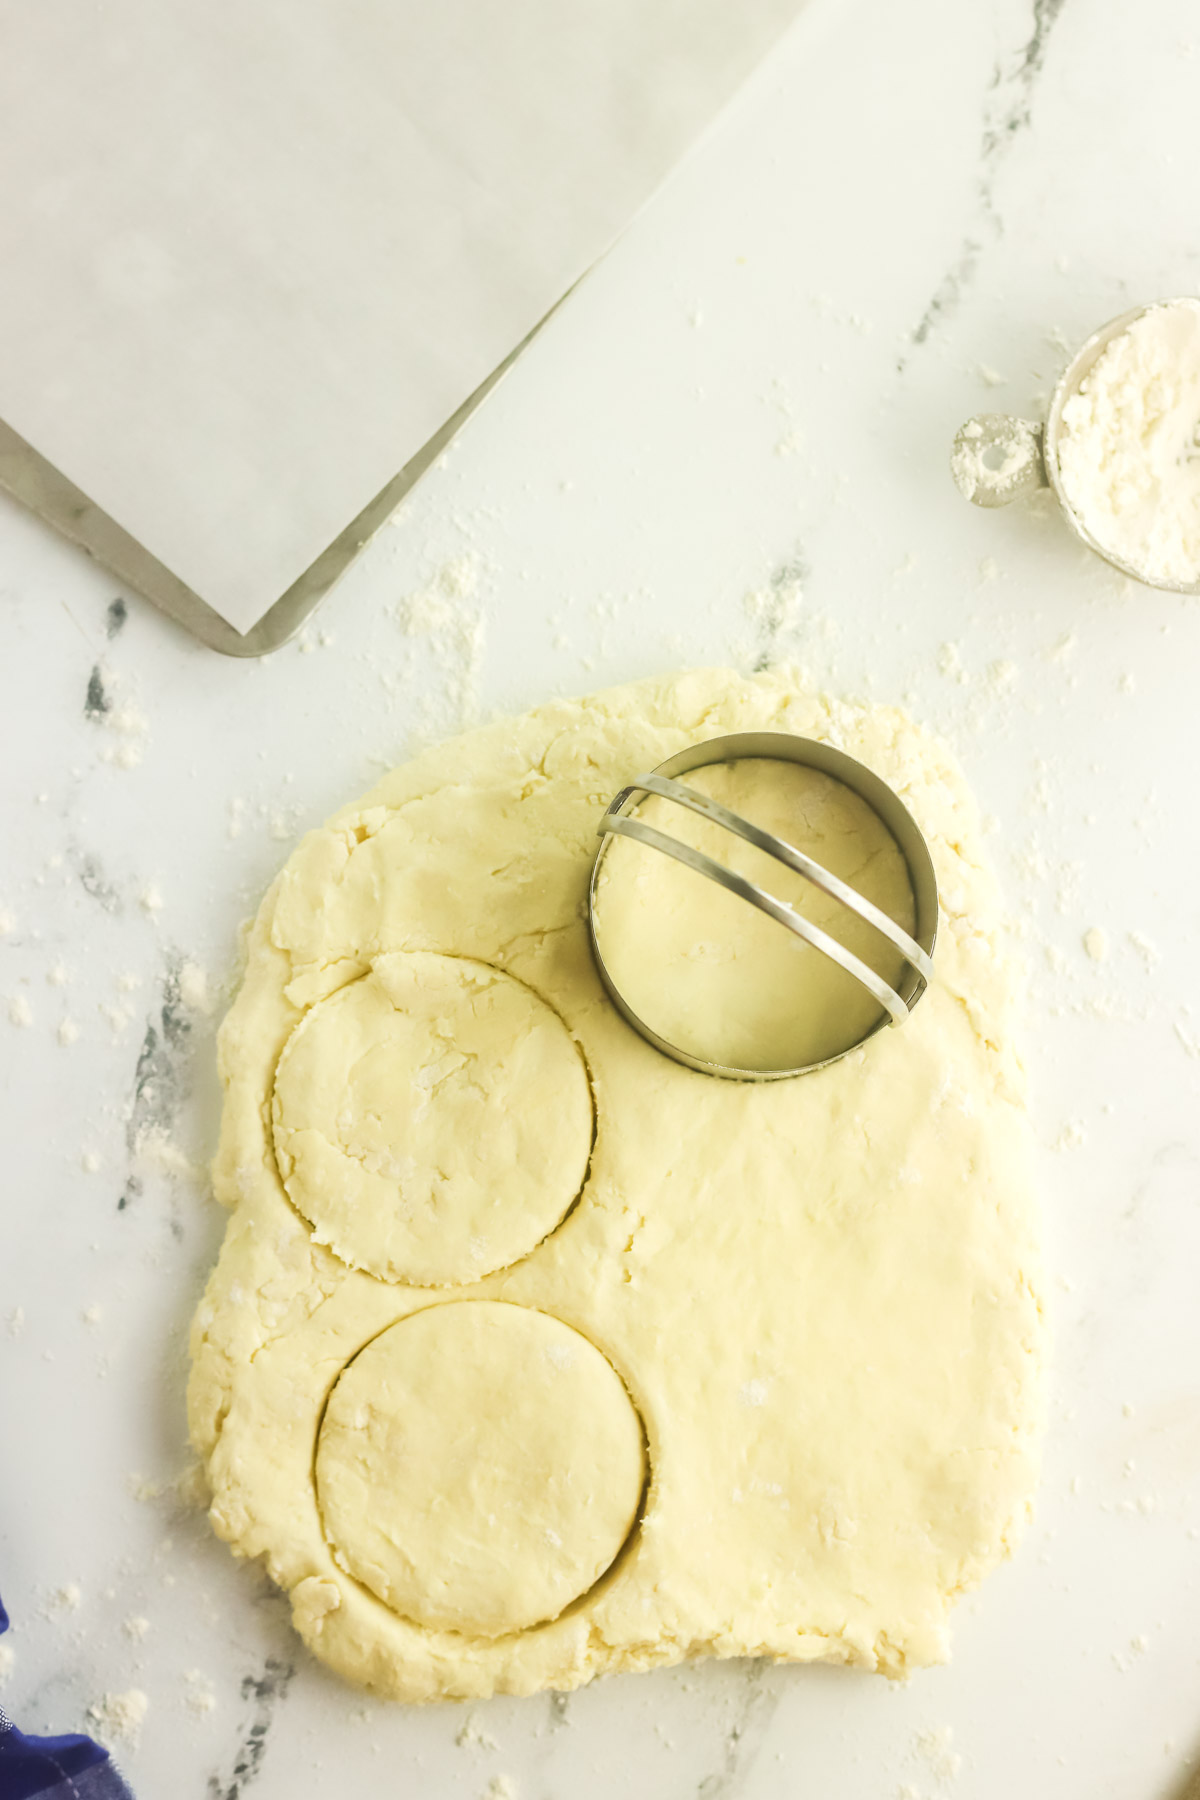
[{"x1": 4, "y1": 0, "x2": 1200, "y2": 1794}]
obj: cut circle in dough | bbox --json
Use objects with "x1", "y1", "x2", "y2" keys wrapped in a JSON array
[
  {"x1": 315, "y1": 1301, "x2": 646, "y2": 1637},
  {"x1": 272, "y1": 953, "x2": 593, "y2": 1286},
  {"x1": 592, "y1": 757, "x2": 917, "y2": 1073}
]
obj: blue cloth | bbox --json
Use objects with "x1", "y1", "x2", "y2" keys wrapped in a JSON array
[{"x1": 0, "y1": 1597, "x2": 135, "y2": 1800}]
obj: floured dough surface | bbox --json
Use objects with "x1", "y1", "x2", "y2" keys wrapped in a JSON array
[{"x1": 189, "y1": 666, "x2": 1045, "y2": 1704}]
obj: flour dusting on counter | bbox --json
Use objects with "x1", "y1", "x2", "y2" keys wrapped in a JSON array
[{"x1": 86, "y1": 1687, "x2": 148, "y2": 1749}]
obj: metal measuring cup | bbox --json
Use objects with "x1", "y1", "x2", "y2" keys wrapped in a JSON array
[
  {"x1": 586, "y1": 731, "x2": 939, "y2": 1082},
  {"x1": 950, "y1": 298, "x2": 1200, "y2": 595}
]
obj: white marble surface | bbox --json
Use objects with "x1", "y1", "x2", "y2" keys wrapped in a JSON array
[{"x1": 3, "y1": 0, "x2": 1200, "y2": 1794}]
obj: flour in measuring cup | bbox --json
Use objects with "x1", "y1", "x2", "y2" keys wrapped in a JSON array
[{"x1": 1056, "y1": 298, "x2": 1200, "y2": 586}]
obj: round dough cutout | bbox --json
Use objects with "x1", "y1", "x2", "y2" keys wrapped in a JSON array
[
  {"x1": 315, "y1": 1301, "x2": 646, "y2": 1637},
  {"x1": 592, "y1": 758, "x2": 916, "y2": 1073},
  {"x1": 272, "y1": 953, "x2": 593, "y2": 1285}
]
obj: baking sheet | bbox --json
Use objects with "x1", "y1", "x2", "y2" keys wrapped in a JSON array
[{"x1": 0, "y1": 0, "x2": 803, "y2": 633}]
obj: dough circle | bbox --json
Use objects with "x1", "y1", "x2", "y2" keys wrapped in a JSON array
[
  {"x1": 315, "y1": 1301, "x2": 645, "y2": 1636},
  {"x1": 272, "y1": 952, "x2": 593, "y2": 1285},
  {"x1": 592, "y1": 758, "x2": 917, "y2": 1072}
]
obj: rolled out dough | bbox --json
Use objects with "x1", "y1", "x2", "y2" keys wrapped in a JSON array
[{"x1": 189, "y1": 666, "x2": 1045, "y2": 1704}]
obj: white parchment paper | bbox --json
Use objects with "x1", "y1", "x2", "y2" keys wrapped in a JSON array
[{"x1": 0, "y1": 0, "x2": 803, "y2": 631}]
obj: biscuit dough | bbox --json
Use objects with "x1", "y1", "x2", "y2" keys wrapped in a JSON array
[
  {"x1": 316, "y1": 1302, "x2": 645, "y2": 1637},
  {"x1": 592, "y1": 758, "x2": 916, "y2": 1071},
  {"x1": 189, "y1": 666, "x2": 1045, "y2": 1703},
  {"x1": 272, "y1": 953, "x2": 593, "y2": 1285}
]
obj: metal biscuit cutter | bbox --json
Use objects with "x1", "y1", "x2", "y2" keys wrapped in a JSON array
[
  {"x1": 951, "y1": 297, "x2": 1200, "y2": 596},
  {"x1": 587, "y1": 731, "x2": 939, "y2": 1081}
]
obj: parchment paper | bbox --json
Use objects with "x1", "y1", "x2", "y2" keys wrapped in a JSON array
[{"x1": 0, "y1": 0, "x2": 803, "y2": 632}]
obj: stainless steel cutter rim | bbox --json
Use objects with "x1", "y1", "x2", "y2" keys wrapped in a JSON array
[
  {"x1": 952, "y1": 297, "x2": 1200, "y2": 596},
  {"x1": 587, "y1": 731, "x2": 940, "y2": 1082}
]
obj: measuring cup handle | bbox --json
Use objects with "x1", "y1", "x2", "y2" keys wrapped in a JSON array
[{"x1": 951, "y1": 414, "x2": 1048, "y2": 508}]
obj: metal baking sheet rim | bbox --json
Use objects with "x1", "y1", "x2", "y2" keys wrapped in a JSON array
[{"x1": 0, "y1": 306, "x2": 558, "y2": 658}]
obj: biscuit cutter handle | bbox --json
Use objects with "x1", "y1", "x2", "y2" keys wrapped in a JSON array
[{"x1": 599, "y1": 771, "x2": 934, "y2": 1029}]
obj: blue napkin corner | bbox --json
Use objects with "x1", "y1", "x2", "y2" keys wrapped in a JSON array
[{"x1": 0, "y1": 1595, "x2": 136, "y2": 1800}]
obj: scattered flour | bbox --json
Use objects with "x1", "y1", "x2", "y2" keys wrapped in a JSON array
[
  {"x1": 1046, "y1": 632, "x2": 1077, "y2": 664},
  {"x1": 457, "y1": 1713, "x2": 499, "y2": 1751},
  {"x1": 743, "y1": 581, "x2": 802, "y2": 632},
  {"x1": 1112, "y1": 1632, "x2": 1151, "y2": 1674},
  {"x1": 1056, "y1": 298, "x2": 1200, "y2": 586},
  {"x1": 177, "y1": 962, "x2": 214, "y2": 1016},
  {"x1": 395, "y1": 555, "x2": 488, "y2": 734},
  {"x1": 437, "y1": 554, "x2": 482, "y2": 600},
  {"x1": 103, "y1": 709, "x2": 148, "y2": 769},
  {"x1": 134, "y1": 1129, "x2": 201, "y2": 1184},
  {"x1": 184, "y1": 1669, "x2": 217, "y2": 1715},
  {"x1": 87, "y1": 1688, "x2": 148, "y2": 1749},
  {"x1": 130, "y1": 1462, "x2": 209, "y2": 1511},
  {"x1": 123, "y1": 1616, "x2": 151, "y2": 1641},
  {"x1": 89, "y1": 668, "x2": 150, "y2": 769},
  {"x1": 484, "y1": 1779, "x2": 518, "y2": 1800},
  {"x1": 1128, "y1": 930, "x2": 1160, "y2": 969},
  {"x1": 139, "y1": 885, "x2": 163, "y2": 915},
  {"x1": 914, "y1": 1725, "x2": 963, "y2": 1782},
  {"x1": 937, "y1": 642, "x2": 969, "y2": 685},
  {"x1": 1083, "y1": 927, "x2": 1109, "y2": 962},
  {"x1": 8, "y1": 995, "x2": 32, "y2": 1028},
  {"x1": 46, "y1": 962, "x2": 69, "y2": 987},
  {"x1": 57, "y1": 1018, "x2": 80, "y2": 1047}
]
